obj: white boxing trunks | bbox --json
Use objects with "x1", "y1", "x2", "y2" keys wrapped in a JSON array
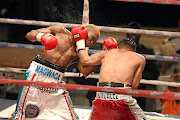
[
  {"x1": 12, "y1": 56, "x2": 78, "y2": 120},
  {"x1": 89, "y1": 82, "x2": 146, "y2": 120}
]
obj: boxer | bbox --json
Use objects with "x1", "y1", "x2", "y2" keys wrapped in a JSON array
[
  {"x1": 12, "y1": 24, "x2": 100, "y2": 120},
  {"x1": 74, "y1": 38, "x2": 146, "y2": 120}
]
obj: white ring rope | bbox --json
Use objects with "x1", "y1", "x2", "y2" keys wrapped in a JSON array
[
  {"x1": 0, "y1": 18, "x2": 180, "y2": 37},
  {"x1": 0, "y1": 67, "x2": 179, "y2": 88}
]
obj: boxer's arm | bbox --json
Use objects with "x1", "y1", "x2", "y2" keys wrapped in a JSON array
[
  {"x1": 78, "y1": 50, "x2": 105, "y2": 66},
  {"x1": 26, "y1": 27, "x2": 51, "y2": 42},
  {"x1": 132, "y1": 57, "x2": 146, "y2": 89},
  {"x1": 77, "y1": 61, "x2": 99, "y2": 76},
  {"x1": 46, "y1": 25, "x2": 71, "y2": 34},
  {"x1": 26, "y1": 25, "x2": 69, "y2": 42}
]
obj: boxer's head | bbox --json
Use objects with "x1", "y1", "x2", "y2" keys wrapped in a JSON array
[
  {"x1": 84, "y1": 24, "x2": 100, "y2": 47},
  {"x1": 118, "y1": 38, "x2": 136, "y2": 52}
]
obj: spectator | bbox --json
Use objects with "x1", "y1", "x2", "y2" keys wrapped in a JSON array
[
  {"x1": 158, "y1": 40, "x2": 177, "y2": 76},
  {"x1": 158, "y1": 19, "x2": 180, "y2": 76},
  {"x1": 171, "y1": 73, "x2": 180, "y2": 80},
  {"x1": 158, "y1": 19, "x2": 180, "y2": 115},
  {"x1": 161, "y1": 72, "x2": 180, "y2": 115},
  {"x1": 164, "y1": 19, "x2": 180, "y2": 54},
  {"x1": 126, "y1": 22, "x2": 160, "y2": 111},
  {"x1": 161, "y1": 86, "x2": 180, "y2": 115}
]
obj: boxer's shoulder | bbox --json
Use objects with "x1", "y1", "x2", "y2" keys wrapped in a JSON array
[{"x1": 48, "y1": 25, "x2": 72, "y2": 34}]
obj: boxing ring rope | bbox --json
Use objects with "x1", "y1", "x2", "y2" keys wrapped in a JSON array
[
  {"x1": 0, "y1": 41, "x2": 180, "y2": 62},
  {"x1": 1, "y1": 18, "x2": 180, "y2": 37},
  {"x1": 0, "y1": 78, "x2": 180, "y2": 100},
  {"x1": 0, "y1": 67, "x2": 179, "y2": 88},
  {"x1": 114, "y1": 0, "x2": 180, "y2": 5}
]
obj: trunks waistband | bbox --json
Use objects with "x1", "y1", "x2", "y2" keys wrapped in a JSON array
[
  {"x1": 96, "y1": 92, "x2": 132, "y2": 101},
  {"x1": 35, "y1": 55, "x2": 66, "y2": 73},
  {"x1": 98, "y1": 82, "x2": 132, "y2": 88}
]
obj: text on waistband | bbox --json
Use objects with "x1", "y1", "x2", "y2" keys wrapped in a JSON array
[{"x1": 35, "y1": 65, "x2": 61, "y2": 80}]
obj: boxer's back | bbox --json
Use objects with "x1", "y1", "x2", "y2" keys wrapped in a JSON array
[
  {"x1": 26, "y1": 25, "x2": 78, "y2": 67},
  {"x1": 99, "y1": 49, "x2": 145, "y2": 88},
  {"x1": 40, "y1": 30, "x2": 77, "y2": 67}
]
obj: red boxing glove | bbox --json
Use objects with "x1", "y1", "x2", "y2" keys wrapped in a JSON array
[
  {"x1": 102, "y1": 37, "x2": 118, "y2": 50},
  {"x1": 35, "y1": 33, "x2": 58, "y2": 50},
  {"x1": 71, "y1": 25, "x2": 88, "y2": 41},
  {"x1": 71, "y1": 25, "x2": 88, "y2": 51}
]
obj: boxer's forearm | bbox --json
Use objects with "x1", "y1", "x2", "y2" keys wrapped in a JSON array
[
  {"x1": 78, "y1": 61, "x2": 98, "y2": 76},
  {"x1": 78, "y1": 50, "x2": 90, "y2": 66},
  {"x1": 78, "y1": 50, "x2": 103, "y2": 66}
]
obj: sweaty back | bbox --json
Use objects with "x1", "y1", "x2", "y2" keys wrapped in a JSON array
[
  {"x1": 39, "y1": 26, "x2": 77, "y2": 67},
  {"x1": 99, "y1": 49, "x2": 142, "y2": 85}
]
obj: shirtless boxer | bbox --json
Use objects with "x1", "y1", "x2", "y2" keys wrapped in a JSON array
[
  {"x1": 74, "y1": 37, "x2": 146, "y2": 120},
  {"x1": 12, "y1": 24, "x2": 100, "y2": 120}
]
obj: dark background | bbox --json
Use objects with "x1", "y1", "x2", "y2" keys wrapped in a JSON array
[
  {"x1": 0, "y1": 0, "x2": 180, "y2": 43},
  {"x1": 1, "y1": 0, "x2": 180, "y2": 27}
]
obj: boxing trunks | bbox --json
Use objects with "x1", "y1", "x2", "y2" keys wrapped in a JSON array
[
  {"x1": 12, "y1": 55, "x2": 78, "y2": 120},
  {"x1": 90, "y1": 82, "x2": 146, "y2": 120}
]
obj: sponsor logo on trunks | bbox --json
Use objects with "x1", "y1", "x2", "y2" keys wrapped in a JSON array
[
  {"x1": 25, "y1": 104, "x2": 40, "y2": 118},
  {"x1": 97, "y1": 92, "x2": 131, "y2": 100},
  {"x1": 37, "y1": 87, "x2": 58, "y2": 93},
  {"x1": 97, "y1": 92, "x2": 119, "y2": 100},
  {"x1": 35, "y1": 65, "x2": 60, "y2": 80}
]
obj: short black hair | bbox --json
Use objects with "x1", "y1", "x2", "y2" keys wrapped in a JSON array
[
  {"x1": 128, "y1": 22, "x2": 141, "y2": 29},
  {"x1": 118, "y1": 38, "x2": 136, "y2": 51}
]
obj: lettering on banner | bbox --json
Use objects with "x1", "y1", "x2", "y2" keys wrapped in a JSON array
[
  {"x1": 175, "y1": 93, "x2": 180, "y2": 98},
  {"x1": 150, "y1": 92, "x2": 163, "y2": 96},
  {"x1": 101, "y1": 88, "x2": 114, "y2": 93},
  {"x1": 125, "y1": 90, "x2": 138, "y2": 95},
  {"x1": 77, "y1": 87, "x2": 90, "y2": 91}
]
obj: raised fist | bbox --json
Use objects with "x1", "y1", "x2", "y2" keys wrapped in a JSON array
[
  {"x1": 71, "y1": 25, "x2": 88, "y2": 41},
  {"x1": 71, "y1": 25, "x2": 88, "y2": 51}
]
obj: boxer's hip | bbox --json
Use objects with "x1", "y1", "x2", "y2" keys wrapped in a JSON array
[
  {"x1": 93, "y1": 82, "x2": 146, "y2": 120},
  {"x1": 27, "y1": 55, "x2": 66, "y2": 83},
  {"x1": 96, "y1": 82, "x2": 132, "y2": 100}
]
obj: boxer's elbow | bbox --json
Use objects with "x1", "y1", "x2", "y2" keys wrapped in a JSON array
[
  {"x1": 80, "y1": 67, "x2": 94, "y2": 77},
  {"x1": 26, "y1": 30, "x2": 38, "y2": 42},
  {"x1": 81, "y1": 71, "x2": 90, "y2": 77}
]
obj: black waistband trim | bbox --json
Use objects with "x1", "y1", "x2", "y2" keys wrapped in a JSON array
[
  {"x1": 35, "y1": 55, "x2": 66, "y2": 73},
  {"x1": 99, "y1": 82, "x2": 131, "y2": 88}
]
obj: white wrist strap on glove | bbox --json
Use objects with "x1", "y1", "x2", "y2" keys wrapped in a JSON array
[
  {"x1": 76, "y1": 39, "x2": 85, "y2": 51},
  {"x1": 35, "y1": 33, "x2": 45, "y2": 42}
]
